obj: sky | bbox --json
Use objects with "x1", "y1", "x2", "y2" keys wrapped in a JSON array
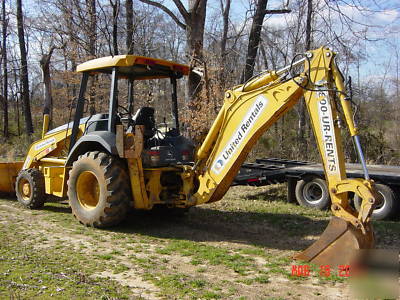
[
  {"x1": 18, "y1": 0, "x2": 400, "y2": 88},
  {"x1": 160, "y1": 0, "x2": 400, "y2": 85},
  {"x1": 260, "y1": 0, "x2": 400, "y2": 80}
]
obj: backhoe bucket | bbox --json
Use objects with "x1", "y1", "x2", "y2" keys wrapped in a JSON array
[
  {"x1": 0, "y1": 162, "x2": 23, "y2": 194},
  {"x1": 294, "y1": 216, "x2": 374, "y2": 267}
]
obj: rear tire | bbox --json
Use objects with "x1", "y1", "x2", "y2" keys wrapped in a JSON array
[
  {"x1": 15, "y1": 168, "x2": 46, "y2": 209},
  {"x1": 353, "y1": 184, "x2": 399, "y2": 220},
  {"x1": 295, "y1": 177, "x2": 330, "y2": 210},
  {"x1": 67, "y1": 151, "x2": 131, "y2": 228}
]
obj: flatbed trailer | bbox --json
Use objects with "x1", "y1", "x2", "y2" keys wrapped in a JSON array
[{"x1": 233, "y1": 158, "x2": 400, "y2": 220}]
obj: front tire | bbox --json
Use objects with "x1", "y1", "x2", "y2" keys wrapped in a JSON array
[
  {"x1": 67, "y1": 151, "x2": 131, "y2": 228},
  {"x1": 15, "y1": 168, "x2": 46, "y2": 209}
]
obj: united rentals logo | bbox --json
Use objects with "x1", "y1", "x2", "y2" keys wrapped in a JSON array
[
  {"x1": 318, "y1": 91, "x2": 339, "y2": 174},
  {"x1": 214, "y1": 159, "x2": 224, "y2": 172},
  {"x1": 34, "y1": 137, "x2": 56, "y2": 151},
  {"x1": 211, "y1": 95, "x2": 268, "y2": 175}
]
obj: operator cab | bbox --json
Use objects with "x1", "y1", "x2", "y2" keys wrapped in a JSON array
[{"x1": 70, "y1": 55, "x2": 194, "y2": 167}]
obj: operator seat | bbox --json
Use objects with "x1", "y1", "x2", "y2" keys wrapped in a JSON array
[{"x1": 132, "y1": 107, "x2": 156, "y2": 138}]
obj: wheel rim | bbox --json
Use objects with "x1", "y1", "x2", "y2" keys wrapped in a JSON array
[
  {"x1": 19, "y1": 178, "x2": 31, "y2": 201},
  {"x1": 355, "y1": 191, "x2": 386, "y2": 213},
  {"x1": 373, "y1": 191, "x2": 385, "y2": 212},
  {"x1": 303, "y1": 181, "x2": 323, "y2": 203},
  {"x1": 76, "y1": 171, "x2": 100, "y2": 210}
]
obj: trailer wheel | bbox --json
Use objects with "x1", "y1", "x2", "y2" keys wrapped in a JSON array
[
  {"x1": 67, "y1": 151, "x2": 131, "y2": 228},
  {"x1": 295, "y1": 177, "x2": 330, "y2": 210},
  {"x1": 353, "y1": 184, "x2": 399, "y2": 220},
  {"x1": 16, "y1": 168, "x2": 46, "y2": 209}
]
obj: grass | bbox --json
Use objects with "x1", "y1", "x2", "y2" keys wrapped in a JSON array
[
  {"x1": 0, "y1": 225, "x2": 130, "y2": 299},
  {"x1": 156, "y1": 239, "x2": 254, "y2": 275},
  {"x1": 0, "y1": 183, "x2": 398, "y2": 299},
  {"x1": 96, "y1": 254, "x2": 114, "y2": 260}
]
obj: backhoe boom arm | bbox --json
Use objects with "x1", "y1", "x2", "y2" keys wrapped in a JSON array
[{"x1": 190, "y1": 47, "x2": 377, "y2": 266}]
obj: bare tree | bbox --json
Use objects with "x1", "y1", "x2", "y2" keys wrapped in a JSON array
[
  {"x1": 241, "y1": 0, "x2": 290, "y2": 82},
  {"x1": 40, "y1": 46, "x2": 57, "y2": 127},
  {"x1": 298, "y1": 0, "x2": 313, "y2": 155},
  {"x1": 138, "y1": 0, "x2": 208, "y2": 101},
  {"x1": 86, "y1": 0, "x2": 97, "y2": 58},
  {"x1": 242, "y1": 0, "x2": 268, "y2": 82},
  {"x1": 86, "y1": 0, "x2": 97, "y2": 114},
  {"x1": 16, "y1": 0, "x2": 33, "y2": 134},
  {"x1": 2, "y1": 0, "x2": 9, "y2": 137},
  {"x1": 125, "y1": 0, "x2": 134, "y2": 54},
  {"x1": 305, "y1": 0, "x2": 312, "y2": 50},
  {"x1": 110, "y1": 0, "x2": 120, "y2": 55},
  {"x1": 218, "y1": 0, "x2": 231, "y2": 89}
]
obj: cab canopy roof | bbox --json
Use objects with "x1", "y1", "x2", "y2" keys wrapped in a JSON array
[{"x1": 76, "y1": 55, "x2": 190, "y2": 80}]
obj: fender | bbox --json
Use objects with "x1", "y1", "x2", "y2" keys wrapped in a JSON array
[{"x1": 66, "y1": 131, "x2": 118, "y2": 166}]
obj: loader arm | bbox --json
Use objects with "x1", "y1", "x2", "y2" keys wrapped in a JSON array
[{"x1": 190, "y1": 47, "x2": 378, "y2": 266}]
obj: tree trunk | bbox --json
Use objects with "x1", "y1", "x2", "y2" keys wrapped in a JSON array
[
  {"x1": 125, "y1": 0, "x2": 134, "y2": 54},
  {"x1": 186, "y1": 0, "x2": 207, "y2": 101},
  {"x1": 40, "y1": 48, "x2": 55, "y2": 127},
  {"x1": 12, "y1": 59, "x2": 21, "y2": 136},
  {"x1": 305, "y1": 0, "x2": 312, "y2": 50},
  {"x1": 219, "y1": 0, "x2": 231, "y2": 89},
  {"x1": 137, "y1": 0, "x2": 207, "y2": 102},
  {"x1": 2, "y1": 0, "x2": 8, "y2": 137},
  {"x1": 16, "y1": 0, "x2": 33, "y2": 135},
  {"x1": 86, "y1": 0, "x2": 97, "y2": 58},
  {"x1": 298, "y1": 0, "x2": 313, "y2": 157},
  {"x1": 259, "y1": 42, "x2": 269, "y2": 69},
  {"x1": 86, "y1": 0, "x2": 97, "y2": 114},
  {"x1": 110, "y1": 0, "x2": 119, "y2": 55},
  {"x1": 241, "y1": 0, "x2": 268, "y2": 83}
]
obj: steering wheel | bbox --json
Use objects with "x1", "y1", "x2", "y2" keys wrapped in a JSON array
[
  {"x1": 117, "y1": 105, "x2": 131, "y2": 117},
  {"x1": 117, "y1": 105, "x2": 135, "y2": 128}
]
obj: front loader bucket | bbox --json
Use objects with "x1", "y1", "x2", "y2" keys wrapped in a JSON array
[
  {"x1": 294, "y1": 216, "x2": 374, "y2": 267},
  {"x1": 0, "y1": 162, "x2": 23, "y2": 194}
]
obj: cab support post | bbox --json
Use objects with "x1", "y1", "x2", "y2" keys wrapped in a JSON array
[
  {"x1": 108, "y1": 67, "x2": 118, "y2": 133},
  {"x1": 69, "y1": 72, "x2": 89, "y2": 153},
  {"x1": 171, "y1": 76, "x2": 179, "y2": 135},
  {"x1": 127, "y1": 77, "x2": 134, "y2": 115}
]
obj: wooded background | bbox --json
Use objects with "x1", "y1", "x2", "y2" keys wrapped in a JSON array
[{"x1": 0, "y1": 0, "x2": 399, "y2": 164}]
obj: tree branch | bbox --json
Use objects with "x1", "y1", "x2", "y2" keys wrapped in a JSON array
[
  {"x1": 264, "y1": 9, "x2": 291, "y2": 14},
  {"x1": 172, "y1": 0, "x2": 189, "y2": 20},
  {"x1": 192, "y1": 0, "x2": 201, "y2": 13},
  {"x1": 138, "y1": 0, "x2": 186, "y2": 30},
  {"x1": 40, "y1": 42, "x2": 66, "y2": 67}
]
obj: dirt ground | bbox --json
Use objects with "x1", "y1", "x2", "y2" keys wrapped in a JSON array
[{"x1": 1, "y1": 185, "x2": 399, "y2": 299}]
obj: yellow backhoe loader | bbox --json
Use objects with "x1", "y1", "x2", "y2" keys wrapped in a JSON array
[{"x1": 0, "y1": 47, "x2": 380, "y2": 267}]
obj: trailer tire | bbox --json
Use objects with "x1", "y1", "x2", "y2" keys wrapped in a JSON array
[
  {"x1": 67, "y1": 151, "x2": 130, "y2": 228},
  {"x1": 295, "y1": 177, "x2": 330, "y2": 210},
  {"x1": 353, "y1": 184, "x2": 399, "y2": 220},
  {"x1": 16, "y1": 168, "x2": 46, "y2": 209}
]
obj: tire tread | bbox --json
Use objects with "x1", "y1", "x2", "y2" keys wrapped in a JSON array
[
  {"x1": 16, "y1": 168, "x2": 46, "y2": 209},
  {"x1": 67, "y1": 151, "x2": 131, "y2": 228}
]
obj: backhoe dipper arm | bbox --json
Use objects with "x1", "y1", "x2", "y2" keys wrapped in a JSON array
[{"x1": 191, "y1": 47, "x2": 377, "y2": 265}]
